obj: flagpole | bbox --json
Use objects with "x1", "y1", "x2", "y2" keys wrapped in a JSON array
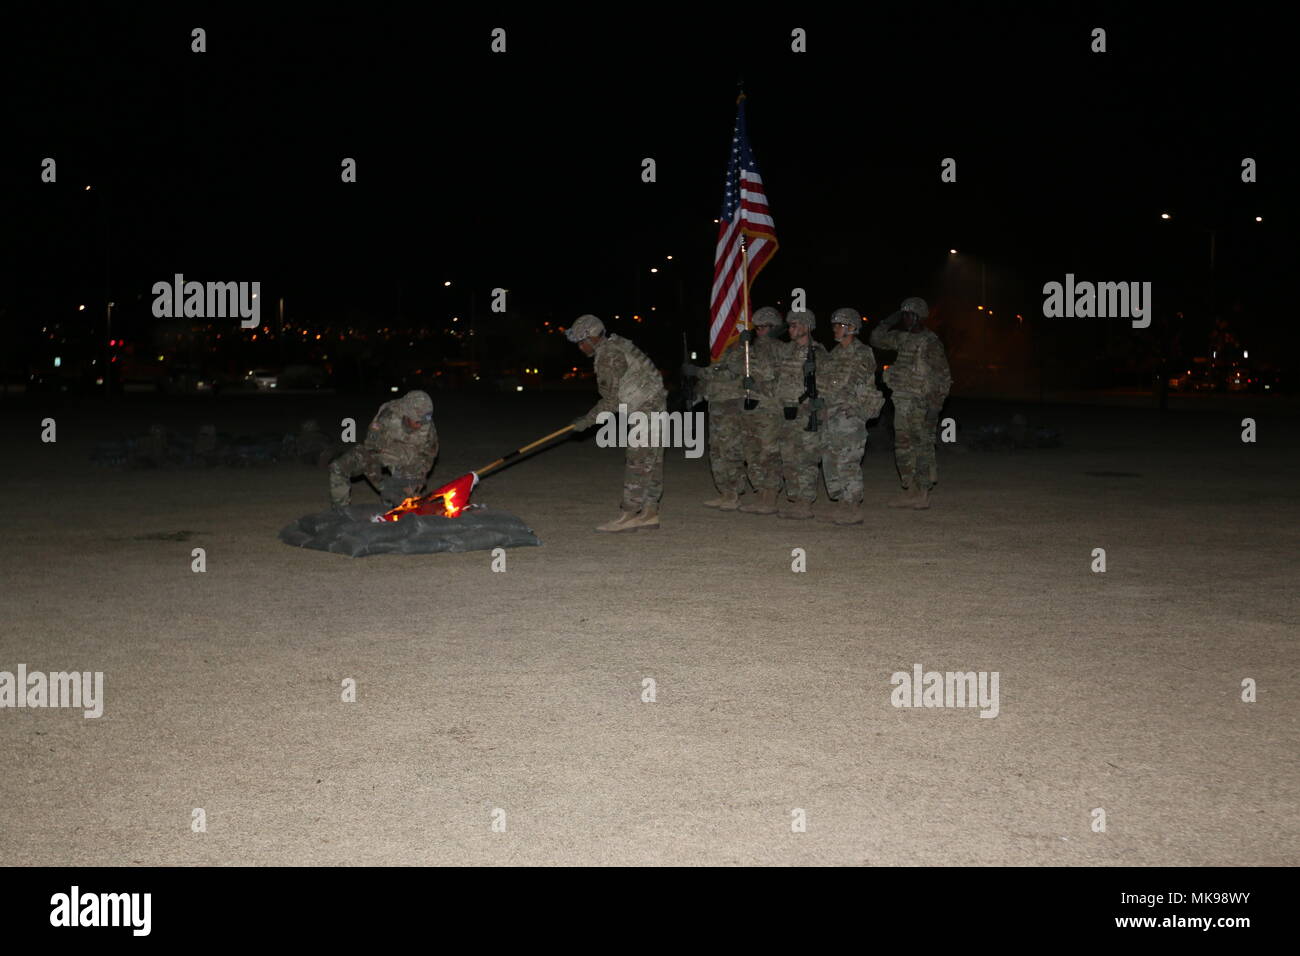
[
  {"x1": 740, "y1": 233, "x2": 753, "y2": 406},
  {"x1": 736, "y1": 88, "x2": 755, "y2": 409}
]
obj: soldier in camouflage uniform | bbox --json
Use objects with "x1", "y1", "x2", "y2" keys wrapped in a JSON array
[
  {"x1": 691, "y1": 335, "x2": 748, "y2": 510},
  {"x1": 736, "y1": 306, "x2": 787, "y2": 515},
  {"x1": 328, "y1": 390, "x2": 438, "y2": 508},
  {"x1": 819, "y1": 308, "x2": 885, "y2": 525},
  {"x1": 683, "y1": 306, "x2": 785, "y2": 513},
  {"x1": 773, "y1": 310, "x2": 828, "y2": 520},
  {"x1": 567, "y1": 314, "x2": 668, "y2": 532},
  {"x1": 869, "y1": 296, "x2": 952, "y2": 510}
]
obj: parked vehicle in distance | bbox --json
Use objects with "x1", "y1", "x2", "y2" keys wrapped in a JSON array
[
  {"x1": 1168, "y1": 366, "x2": 1219, "y2": 392},
  {"x1": 244, "y1": 368, "x2": 279, "y2": 390},
  {"x1": 1226, "y1": 367, "x2": 1251, "y2": 392},
  {"x1": 1190, "y1": 370, "x2": 1218, "y2": 392}
]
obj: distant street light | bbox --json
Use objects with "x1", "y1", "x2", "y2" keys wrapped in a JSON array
[
  {"x1": 1255, "y1": 216, "x2": 1263, "y2": 222},
  {"x1": 77, "y1": 304, "x2": 85, "y2": 311},
  {"x1": 650, "y1": 268, "x2": 659, "y2": 273},
  {"x1": 1160, "y1": 212, "x2": 1171, "y2": 219},
  {"x1": 444, "y1": 281, "x2": 452, "y2": 287},
  {"x1": 949, "y1": 248, "x2": 957, "y2": 254}
]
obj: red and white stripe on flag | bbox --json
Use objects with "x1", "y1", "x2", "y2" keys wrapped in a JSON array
[{"x1": 709, "y1": 100, "x2": 778, "y2": 362}]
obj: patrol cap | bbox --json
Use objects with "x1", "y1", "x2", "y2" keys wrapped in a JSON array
[
  {"x1": 751, "y1": 306, "x2": 784, "y2": 328},
  {"x1": 785, "y1": 309, "x2": 816, "y2": 330},
  {"x1": 901, "y1": 296, "x2": 930, "y2": 320},
  {"x1": 565, "y1": 314, "x2": 606, "y2": 342},
  {"x1": 830, "y1": 308, "x2": 862, "y2": 332}
]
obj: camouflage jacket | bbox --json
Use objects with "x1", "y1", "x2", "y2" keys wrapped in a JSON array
[
  {"x1": 868, "y1": 327, "x2": 952, "y2": 400},
  {"x1": 823, "y1": 337, "x2": 885, "y2": 419},
  {"x1": 699, "y1": 339, "x2": 746, "y2": 404},
  {"x1": 748, "y1": 334, "x2": 784, "y2": 403},
  {"x1": 364, "y1": 400, "x2": 438, "y2": 476},
  {"x1": 774, "y1": 339, "x2": 829, "y2": 408},
  {"x1": 699, "y1": 334, "x2": 785, "y2": 407},
  {"x1": 576, "y1": 334, "x2": 666, "y2": 428}
]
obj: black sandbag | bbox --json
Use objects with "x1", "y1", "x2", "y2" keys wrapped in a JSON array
[{"x1": 279, "y1": 504, "x2": 541, "y2": 557}]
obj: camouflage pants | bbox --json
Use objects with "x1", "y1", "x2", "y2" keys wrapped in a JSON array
[
  {"x1": 620, "y1": 402, "x2": 665, "y2": 512},
  {"x1": 778, "y1": 408, "x2": 822, "y2": 503},
  {"x1": 622, "y1": 444, "x2": 664, "y2": 512},
  {"x1": 740, "y1": 402, "x2": 783, "y2": 491},
  {"x1": 329, "y1": 447, "x2": 426, "y2": 507},
  {"x1": 892, "y1": 394, "x2": 941, "y2": 491},
  {"x1": 707, "y1": 399, "x2": 746, "y2": 495},
  {"x1": 821, "y1": 408, "x2": 867, "y2": 503}
]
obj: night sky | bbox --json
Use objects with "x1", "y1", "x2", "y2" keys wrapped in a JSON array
[{"x1": 2, "y1": 6, "x2": 1293, "y2": 373}]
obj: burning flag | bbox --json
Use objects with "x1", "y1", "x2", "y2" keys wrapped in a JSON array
[
  {"x1": 371, "y1": 424, "x2": 575, "y2": 523},
  {"x1": 375, "y1": 472, "x2": 479, "y2": 522}
]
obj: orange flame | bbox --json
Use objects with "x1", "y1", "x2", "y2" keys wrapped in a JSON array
[{"x1": 376, "y1": 473, "x2": 476, "y2": 522}]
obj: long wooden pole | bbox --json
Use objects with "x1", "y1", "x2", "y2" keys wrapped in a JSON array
[
  {"x1": 474, "y1": 424, "x2": 575, "y2": 479},
  {"x1": 740, "y1": 234, "x2": 752, "y2": 402},
  {"x1": 736, "y1": 90, "x2": 754, "y2": 406}
]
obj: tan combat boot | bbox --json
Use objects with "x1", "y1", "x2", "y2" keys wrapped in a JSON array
[
  {"x1": 887, "y1": 486, "x2": 918, "y2": 508},
  {"x1": 911, "y1": 488, "x2": 931, "y2": 510},
  {"x1": 739, "y1": 487, "x2": 779, "y2": 515},
  {"x1": 835, "y1": 499, "x2": 864, "y2": 525},
  {"x1": 703, "y1": 490, "x2": 741, "y2": 510},
  {"x1": 816, "y1": 500, "x2": 840, "y2": 523},
  {"x1": 595, "y1": 511, "x2": 639, "y2": 532},
  {"x1": 778, "y1": 499, "x2": 814, "y2": 520},
  {"x1": 623, "y1": 504, "x2": 661, "y2": 530}
]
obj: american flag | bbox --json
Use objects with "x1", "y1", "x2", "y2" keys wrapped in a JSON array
[{"x1": 709, "y1": 95, "x2": 778, "y2": 361}]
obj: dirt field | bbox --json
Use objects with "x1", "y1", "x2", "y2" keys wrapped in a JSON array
[{"x1": 1, "y1": 391, "x2": 1296, "y2": 865}]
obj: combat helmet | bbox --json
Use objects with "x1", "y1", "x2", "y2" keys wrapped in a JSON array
[
  {"x1": 565, "y1": 314, "x2": 606, "y2": 342},
  {"x1": 900, "y1": 296, "x2": 930, "y2": 320},
  {"x1": 402, "y1": 390, "x2": 434, "y2": 424},
  {"x1": 830, "y1": 308, "x2": 862, "y2": 333}
]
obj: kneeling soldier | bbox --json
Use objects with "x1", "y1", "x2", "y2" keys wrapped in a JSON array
[{"x1": 329, "y1": 390, "x2": 438, "y2": 509}]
